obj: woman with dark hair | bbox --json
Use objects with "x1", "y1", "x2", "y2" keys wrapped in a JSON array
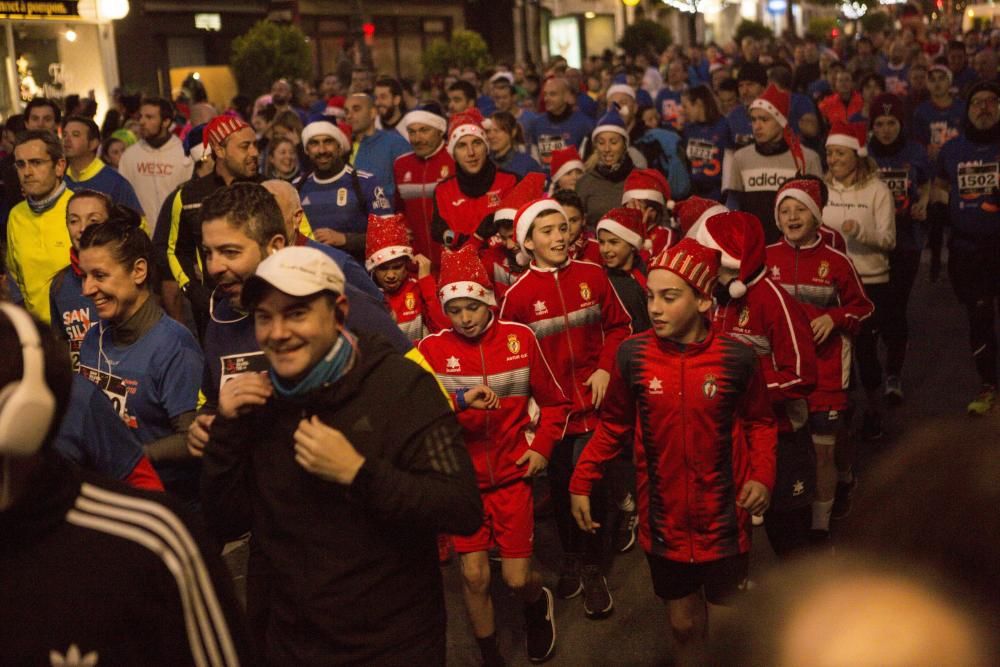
[
  {"x1": 77, "y1": 207, "x2": 203, "y2": 505},
  {"x1": 681, "y1": 85, "x2": 731, "y2": 202},
  {"x1": 486, "y1": 111, "x2": 543, "y2": 178}
]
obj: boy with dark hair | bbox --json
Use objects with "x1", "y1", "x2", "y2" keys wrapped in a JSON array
[{"x1": 553, "y1": 188, "x2": 600, "y2": 264}]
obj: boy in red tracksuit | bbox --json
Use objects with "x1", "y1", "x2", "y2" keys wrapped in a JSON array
[
  {"x1": 554, "y1": 189, "x2": 602, "y2": 265},
  {"x1": 597, "y1": 207, "x2": 651, "y2": 332},
  {"x1": 695, "y1": 210, "x2": 818, "y2": 558},
  {"x1": 418, "y1": 246, "x2": 571, "y2": 666},
  {"x1": 500, "y1": 195, "x2": 631, "y2": 619},
  {"x1": 621, "y1": 168, "x2": 679, "y2": 262},
  {"x1": 570, "y1": 238, "x2": 776, "y2": 663},
  {"x1": 365, "y1": 213, "x2": 449, "y2": 342},
  {"x1": 766, "y1": 177, "x2": 873, "y2": 541},
  {"x1": 482, "y1": 173, "x2": 548, "y2": 299}
]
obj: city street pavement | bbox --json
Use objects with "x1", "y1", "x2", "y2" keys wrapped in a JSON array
[{"x1": 221, "y1": 251, "x2": 999, "y2": 666}]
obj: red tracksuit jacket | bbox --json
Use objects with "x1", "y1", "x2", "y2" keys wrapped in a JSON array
[
  {"x1": 766, "y1": 237, "x2": 873, "y2": 411},
  {"x1": 432, "y1": 171, "x2": 517, "y2": 250},
  {"x1": 480, "y1": 244, "x2": 527, "y2": 301},
  {"x1": 712, "y1": 273, "x2": 818, "y2": 433},
  {"x1": 418, "y1": 318, "x2": 571, "y2": 489},
  {"x1": 393, "y1": 145, "x2": 456, "y2": 266},
  {"x1": 569, "y1": 231, "x2": 602, "y2": 264},
  {"x1": 382, "y1": 276, "x2": 450, "y2": 342},
  {"x1": 500, "y1": 260, "x2": 632, "y2": 435},
  {"x1": 819, "y1": 224, "x2": 847, "y2": 253},
  {"x1": 570, "y1": 328, "x2": 777, "y2": 562}
]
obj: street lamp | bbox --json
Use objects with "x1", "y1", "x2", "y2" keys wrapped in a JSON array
[{"x1": 97, "y1": 0, "x2": 130, "y2": 21}]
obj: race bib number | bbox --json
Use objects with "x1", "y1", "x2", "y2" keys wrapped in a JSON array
[
  {"x1": 69, "y1": 340, "x2": 82, "y2": 373},
  {"x1": 537, "y1": 134, "x2": 566, "y2": 160},
  {"x1": 79, "y1": 364, "x2": 133, "y2": 426},
  {"x1": 219, "y1": 351, "x2": 269, "y2": 394},
  {"x1": 879, "y1": 168, "x2": 910, "y2": 199},
  {"x1": 686, "y1": 138, "x2": 716, "y2": 162},
  {"x1": 957, "y1": 162, "x2": 999, "y2": 196}
]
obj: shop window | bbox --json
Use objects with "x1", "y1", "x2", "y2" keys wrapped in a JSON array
[{"x1": 12, "y1": 22, "x2": 109, "y2": 112}]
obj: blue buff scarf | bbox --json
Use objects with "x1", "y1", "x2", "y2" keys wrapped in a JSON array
[
  {"x1": 27, "y1": 181, "x2": 66, "y2": 214},
  {"x1": 269, "y1": 330, "x2": 357, "y2": 398}
]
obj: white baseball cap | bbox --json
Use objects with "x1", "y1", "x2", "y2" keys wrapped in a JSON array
[{"x1": 243, "y1": 246, "x2": 346, "y2": 306}]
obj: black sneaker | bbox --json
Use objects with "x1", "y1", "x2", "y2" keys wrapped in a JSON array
[
  {"x1": 524, "y1": 586, "x2": 556, "y2": 663},
  {"x1": 861, "y1": 410, "x2": 883, "y2": 441},
  {"x1": 614, "y1": 510, "x2": 638, "y2": 553},
  {"x1": 555, "y1": 555, "x2": 582, "y2": 599},
  {"x1": 808, "y1": 529, "x2": 833, "y2": 551},
  {"x1": 581, "y1": 564, "x2": 613, "y2": 619},
  {"x1": 831, "y1": 477, "x2": 857, "y2": 521}
]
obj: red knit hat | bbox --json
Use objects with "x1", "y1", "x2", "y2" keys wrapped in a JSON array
[
  {"x1": 437, "y1": 245, "x2": 496, "y2": 306},
  {"x1": 596, "y1": 207, "x2": 648, "y2": 251},
  {"x1": 695, "y1": 211, "x2": 766, "y2": 299},
  {"x1": 869, "y1": 93, "x2": 905, "y2": 129},
  {"x1": 774, "y1": 177, "x2": 825, "y2": 229},
  {"x1": 622, "y1": 168, "x2": 673, "y2": 210},
  {"x1": 826, "y1": 121, "x2": 869, "y2": 157},
  {"x1": 496, "y1": 172, "x2": 547, "y2": 225},
  {"x1": 365, "y1": 214, "x2": 412, "y2": 272},
  {"x1": 647, "y1": 238, "x2": 720, "y2": 298},
  {"x1": 674, "y1": 196, "x2": 729, "y2": 238},
  {"x1": 204, "y1": 115, "x2": 251, "y2": 147},
  {"x1": 447, "y1": 109, "x2": 487, "y2": 156},
  {"x1": 749, "y1": 83, "x2": 807, "y2": 172},
  {"x1": 549, "y1": 146, "x2": 585, "y2": 192}
]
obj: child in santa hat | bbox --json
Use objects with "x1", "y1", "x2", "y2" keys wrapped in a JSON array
[
  {"x1": 418, "y1": 245, "x2": 570, "y2": 665},
  {"x1": 482, "y1": 173, "x2": 547, "y2": 299},
  {"x1": 621, "y1": 167, "x2": 678, "y2": 261},
  {"x1": 696, "y1": 210, "x2": 819, "y2": 559},
  {"x1": 570, "y1": 238, "x2": 776, "y2": 664},
  {"x1": 596, "y1": 207, "x2": 651, "y2": 332},
  {"x1": 365, "y1": 213, "x2": 449, "y2": 341},
  {"x1": 554, "y1": 189, "x2": 602, "y2": 264},
  {"x1": 548, "y1": 146, "x2": 586, "y2": 194},
  {"x1": 500, "y1": 195, "x2": 632, "y2": 619},
  {"x1": 766, "y1": 176, "x2": 874, "y2": 543}
]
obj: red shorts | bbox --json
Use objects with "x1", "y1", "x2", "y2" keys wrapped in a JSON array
[{"x1": 451, "y1": 480, "x2": 534, "y2": 559}]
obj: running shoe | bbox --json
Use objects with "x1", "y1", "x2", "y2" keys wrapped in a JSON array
[
  {"x1": 884, "y1": 376, "x2": 903, "y2": 406},
  {"x1": 555, "y1": 554, "x2": 582, "y2": 599},
  {"x1": 524, "y1": 586, "x2": 556, "y2": 663},
  {"x1": 581, "y1": 564, "x2": 613, "y2": 619},
  {"x1": 831, "y1": 476, "x2": 858, "y2": 520},
  {"x1": 967, "y1": 386, "x2": 997, "y2": 416},
  {"x1": 614, "y1": 510, "x2": 638, "y2": 553}
]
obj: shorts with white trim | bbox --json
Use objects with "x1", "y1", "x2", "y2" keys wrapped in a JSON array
[{"x1": 452, "y1": 480, "x2": 534, "y2": 559}]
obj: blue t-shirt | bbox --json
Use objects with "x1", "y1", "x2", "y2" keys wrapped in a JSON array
[
  {"x1": 879, "y1": 63, "x2": 910, "y2": 97},
  {"x1": 576, "y1": 92, "x2": 598, "y2": 121},
  {"x1": 299, "y1": 165, "x2": 393, "y2": 234},
  {"x1": 654, "y1": 87, "x2": 685, "y2": 131},
  {"x1": 683, "y1": 118, "x2": 731, "y2": 201},
  {"x1": 492, "y1": 149, "x2": 544, "y2": 179},
  {"x1": 936, "y1": 133, "x2": 1000, "y2": 244},
  {"x1": 912, "y1": 99, "x2": 965, "y2": 149},
  {"x1": 524, "y1": 110, "x2": 594, "y2": 171},
  {"x1": 48, "y1": 267, "x2": 95, "y2": 371},
  {"x1": 807, "y1": 79, "x2": 832, "y2": 103},
  {"x1": 54, "y1": 374, "x2": 144, "y2": 481},
  {"x1": 65, "y1": 160, "x2": 143, "y2": 214},
  {"x1": 636, "y1": 88, "x2": 653, "y2": 108},
  {"x1": 872, "y1": 140, "x2": 930, "y2": 251},
  {"x1": 352, "y1": 129, "x2": 411, "y2": 202},
  {"x1": 726, "y1": 105, "x2": 753, "y2": 149},
  {"x1": 476, "y1": 95, "x2": 497, "y2": 117}
]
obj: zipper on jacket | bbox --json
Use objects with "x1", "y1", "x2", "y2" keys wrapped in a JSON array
[
  {"x1": 478, "y1": 341, "x2": 496, "y2": 487},
  {"x1": 794, "y1": 246, "x2": 800, "y2": 299},
  {"x1": 680, "y1": 352, "x2": 695, "y2": 563},
  {"x1": 553, "y1": 271, "x2": 588, "y2": 431}
]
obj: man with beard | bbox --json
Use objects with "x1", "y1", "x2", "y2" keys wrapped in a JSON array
[
  {"x1": 934, "y1": 81, "x2": 1000, "y2": 415},
  {"x1": 270, "y1": 78, "x2": 307, "y2": 125},
  {"x1": 726, "y1": 63, "x2": 768, "y2": 150},
  {"x1": 156, "y1": 116, "x2": 260, "y2": 338},
  {"x1": 345, "y1": 92, "x2": 410, "y2": 203},
  {"x1": 298, "y1": 120, "x2": 392, "y2": 262},
  {"x1": 393, "y1": 108, "x2": 455, "y2": 266},
  {"x1": 374, "y1": 77, "x2": 407, "y2": 130}
]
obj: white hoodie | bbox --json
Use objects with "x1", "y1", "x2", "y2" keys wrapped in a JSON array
[
  {"x1": 822, "y1": 172, "x2": 896, "y2": 284},
  {"x1": 118, "y1": 135, "x2": 193, "y2": 233}
]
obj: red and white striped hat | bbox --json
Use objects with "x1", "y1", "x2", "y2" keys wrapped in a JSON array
[
  {"x1": 438, "y1": 245, "x2": 496, "y2": 306},
  {"x1": 596, "y1": 207, "x2": 648, "y2": 251},
  {"x1": 826, "y1": 121, "x2": 869, "y2": 157},
  {"x1": 647, "y1": 238, "x2": 721, "y2": 298},
  {"x1": 204, "y1": 116, "x2": 251, "y2": 148},
  {"x1": 365, "y1": 214, "x2": 412, "y2": 272}
]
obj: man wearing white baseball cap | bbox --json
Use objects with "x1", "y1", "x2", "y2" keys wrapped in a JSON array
[
  {"x1": 202, "y1": 244, "x2": 482, "y2": 666},
  {"x1": 298, "y1": 120, "x2": 393, "y2": 262}
]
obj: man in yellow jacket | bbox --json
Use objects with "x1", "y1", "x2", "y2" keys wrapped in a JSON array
[{"x1": 5, "y1": 130, "x2": 73, "y2": 324}]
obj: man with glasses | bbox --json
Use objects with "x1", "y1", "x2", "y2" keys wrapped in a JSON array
[
  {"x1": 4, "y1": 130, "x2": 73, "y2": 323},
  {"x1": 934, "y1": 81, "x2": 1000, "y2": 415}
]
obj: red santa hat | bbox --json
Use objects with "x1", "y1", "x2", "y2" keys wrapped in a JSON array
[
  {"x1": 365, "y1": 214, "x2": 413, "y2": 272},
  {"x1": 548, "y1": 146, "x2": 585, "y2": 192},
  {"x1": 695, "y1": 211, "x2": 767, "y2": 299},
  {"x1": 514, "y1": 196, "x2": 568, "y2": 265},
  {"x1": 596, "y1": 207, "x2": 648, "y2": 251},
  {"x1": 749, "y1": 83, "x2": 807, "y2": 172},
  {"x1": 647, "y1": 238, "x2": 721, "y2": 298},
  {"x1": 204, "y1": 116, "x2": 251, "y2": 148},
  {"x1": 301, "y1": 120, "x2": 352, "y2": 153},
  {"x1": 826, "y1": 121, "x2": 869, "y2": 158},
  {"x1": 437, "y1": 245, "x2": 496, "y2": 306},
  {"x1": 496, "y1": 173, "x2": 547, "y2": 225},
  {"x1": 674, "y1": 196, "x2": 729, "y2": 238},
  {"x1": 621, "y1": 168, "x2": 673, "y2": 210},
  {"x1": 774, "y1": 177, "x2": 826, "y2": 228},
  {"x1": 447, "y1": 109, "x2": 488, "y2": 156}
]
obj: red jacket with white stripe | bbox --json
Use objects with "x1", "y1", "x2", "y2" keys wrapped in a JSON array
[
  {"x1": 418, "y1": 318, "x2": 571, "y2": 489},
  {"x1": 819, "y1": 224, "x2": 847, "y2": 253},
  {"x1": 431, "y1": 170, "x2": 517, "y2": 253},
  {"x1": 500, "y1": 260, "x2": 632, "y2": 435},
  {"x1": 570, "y1": 328, "x2": 777, "y2": 562},
  {"x1": 766, "y1": 237, "x2": 874, "y2": 411},
  {"x1": 393, "y1": 146, "x2": 456, "y2": 266},
  {"x1": 569, "y1": 231, "x2": 602, "y2": 264},
  {"x1": 382, "y1": 276, "x2": 450, "y2": 342},
  {"x1": 712, "y1": 273, "x2": 817, "y2": 432},
  {"x1": 480, "y1": 244, "x2": 527, "y2": 301}
]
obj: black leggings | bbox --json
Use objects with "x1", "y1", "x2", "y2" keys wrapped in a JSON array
[
  {"x1": 883, "y1": 245, "x2": 921, "y2": 377},
  {"x1": 855, "y1": 282, "x2": 892, "y2": 391},
  {"x1": 548, "y1": 433, "x2": 609, "y2": 567},
  {"x1": 949, "y1": 239, "x2": 1000, "y2": 387}
]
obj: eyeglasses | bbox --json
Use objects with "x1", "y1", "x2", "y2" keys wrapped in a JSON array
[{"x1": 14, "y1": 158, "x2": 53, "y2": 169}]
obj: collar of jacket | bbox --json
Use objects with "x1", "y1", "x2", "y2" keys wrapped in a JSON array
[
  {"x1": 450, "y1": 313, "x2": 498, "y2": 344},
  {"x1": 652, "y1": 324, "x2": 714, "y2": 354},
  {"x1": 781, "y1": 234, "x2": 824, "y2": 252},
  {"x1": 529, "y1": 258, "x2": 571, "y2": 274},
  {"x1": 110, "y1": 294, "x2": 162, "y2": 346}
]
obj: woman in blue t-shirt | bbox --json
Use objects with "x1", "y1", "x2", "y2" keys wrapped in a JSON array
[
  {"x1": 680, "y1": 85, "x2": 731, "y2": 202},
  {"x1": 486, "y1": 111, "x2": 544, "y2": 179},
  {"x1": 77, "y1": 208, "x2": 204, "y2": 504}
]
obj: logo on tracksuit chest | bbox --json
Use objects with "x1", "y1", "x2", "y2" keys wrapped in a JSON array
[
  {"x1": 405, "y1": 292, "x2": 416, "y2": 310},
  {"x1": 703, "y1": 374, "x2": 718, "y2": 399},
  {"x1": 507, "y1": 334, "x2": 521, "y2": 355},
  {"x1": 817, "y1": 260, "x2": 830, "y2": 279},
  {"x1": 738, "y1": 306, "x2": 751, "y2": 328},
  {"x1": 579, "y1": 282, "x2": 591, "y2": 301}
]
